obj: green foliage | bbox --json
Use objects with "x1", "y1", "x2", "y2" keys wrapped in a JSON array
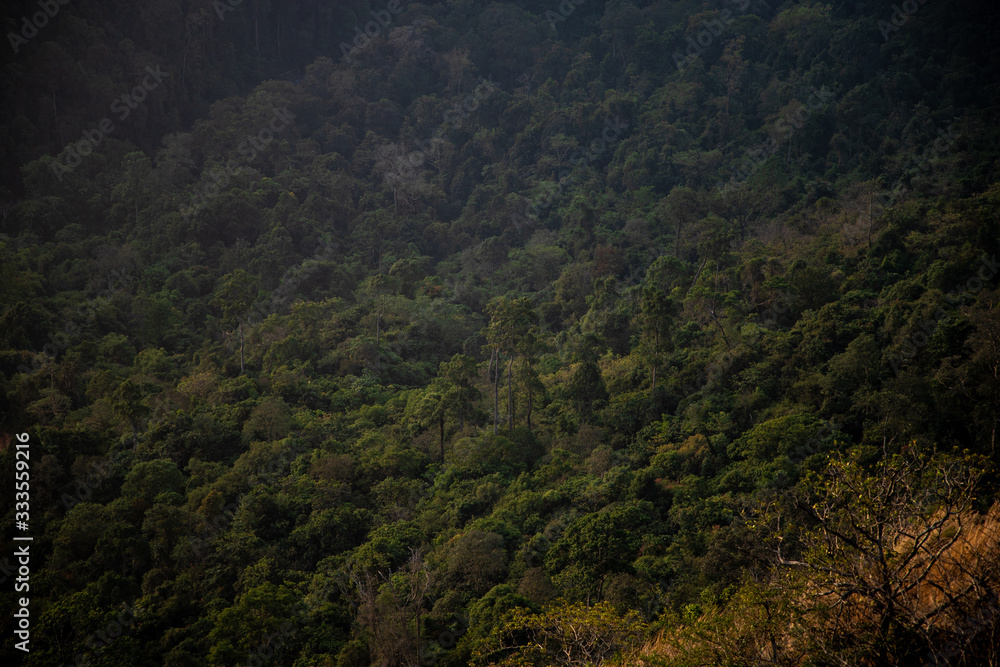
[
  {"x1": 479, "y1": 599, "x2": 647, "y2": 666},
  {"x1": 2, "y1": 1, "x2": 1000, "y2": 665},
  {"x1": 547, "y1": 502, "x2": 655, "y2": 602}
]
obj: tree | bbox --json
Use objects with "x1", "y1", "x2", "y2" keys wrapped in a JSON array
[
  {"x1": 547, "y1": 502, "x2": 653, "y2": 603},
  {"x1": 441, "y1": 353, "x2": 480, "y2": 433},
  {"x1": 411, "y1": 382, "x2": 447, "y2": 463},
  {"x1": 639, "y1": 283, "x2": 674, "y2": 394},
  {"x1": 111, "y1": 152, "x2": 153, "y2": 228},
  {"x1": 719, "y1": 179, "x2": 779, "y2": 243},
  {"x1": 110, "y1": 379, "x2": 150, "y2": 447},
  {"x1": 213, "y1": 269, "x2": 261, "y2": 373},
  {"x1": 565, "y1": 359, "x2": 608, "y2": 424},
  {"x1": 120, "y1": 459, "x2": 186, "y2": 514},
  {"x1": 243, "y1": 395, "x2": 292, "y2": 442},
  {"x1": 347, "y1": 549, "x2": 431, "y2": 667},
  {"x1": 375, "y1": 142, "x2": 438, "y2": 217},
  {"x1": 765, "y1": 448, "x2": 999, "y2": 665},
  {"x1": 840, "y1": 178, "x2": 885, "y2": 249},
  {"x1": 442, "y1": 530, "x2": 509, "y2": 596},
  {"x1": 207, "y1": 582, "x2": 299, "y2": 667},
  {"x1": 954, "y1": 292, "x2": 1000, "y2": 456},
  {"x1": 484, "y1": 297, "x2": 537, "y2": 435},
  {"x1": 599, "y1": 1, "x2": 644, "y2": 68},
  {"x1": 410, "y1": 354, "x2": 483, "y2": 463},
  {"x1": 482, "y1": 600, "x2": 647, "y2": 667},
  {"x1": 363, "y1": 273, "x2": 400, "y2": 376}
]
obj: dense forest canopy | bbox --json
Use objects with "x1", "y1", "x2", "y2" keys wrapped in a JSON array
[{"x1": 2, "y1": 0, "x2": 1000, "y2": 665}]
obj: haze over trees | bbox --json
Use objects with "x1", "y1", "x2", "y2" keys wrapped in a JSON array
[{"x1": 2, "y1": 0, "x2": 1000, "y2": 665}]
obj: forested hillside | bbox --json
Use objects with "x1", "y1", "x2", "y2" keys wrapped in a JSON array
[{"x1": 2, "y1": 0, "x2": 1000, "y2": 665}]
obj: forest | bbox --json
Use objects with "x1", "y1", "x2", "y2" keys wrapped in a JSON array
[{"x1": 2, "y1": 0, "x2": 1000, "y2": 665}]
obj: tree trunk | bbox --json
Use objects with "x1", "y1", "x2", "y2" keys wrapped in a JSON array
[
  {"x1": 651, "y1": 329, "x2": 658, "y2": 394},
  {"x1": 526, "y1": 359, "x2": 533, "y2": 433},
  {"x1": 439, "y1": 413, "x2": 445, "y2": 463},
  {"x1": 374, "y1": 297, "x2": 382, "y2": 375},
  {"x1": 710, "y1": 308, "x2": 732, "y2": 349},
  {"x1": 507, "y1": 354, "x2": 514, "y2": 435},
  {"x1": 414, "y1": 599, "x2": 420, "y2": 667},
  {"x1": 239, "y1": 321, "x2": 245, "y2": 373},
  {"x1": 493, "y1": 350, "x2": 500, "y2": 435},
  {"x1": 867, "y1": 190, "x2": 874, "y2": 249},
  {"x1": 53, "y1": 91, "x2": 63, "y2": 145}
]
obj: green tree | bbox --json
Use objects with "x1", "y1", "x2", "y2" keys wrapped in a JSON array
[
  {"x1": 484, "y1": 297, "x2": 537, "y2": 435},
  {"x1": 120, "y1": 459, "x2": 185, "y2": 515},
  {"x1": 363, "y1": 273, "x2": 401, "y2": 376},
  {"x1": 441, "y1": 353, "x2": 481, "y2": 432},
  {"x1": 110, "y1": 379, "x2": 150, "y2": 447},
  {"x1": 111, "y1": 152, "x2": 153, "y2": 227},
  {"x1": 410, "y1": 382, "x2": 448, "y2": 462},
  {"x1": 639, "y1": 283, "x2": 674, "y2": 394},
  {"x1": 565, "y1": 359, "x2": 608, "y2": 424},
  {"x1": 207, "y1": 582, "x2": 299, "y2": 666},
  {"x1": 347, "y1": 549, "x2": 430, "y2": 667},
  {"x1": 547, "y1": 502, "x2": 653, "y2": 603},
  {"x1": 213, "y1": 269, "x2": 262, "y2": 373},
  {"x1": 481, "y1": 599, "x2": 647, "y2": 667}
]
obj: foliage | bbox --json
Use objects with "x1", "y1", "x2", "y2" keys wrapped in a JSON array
[
  {"x1": 2, "y1": 0, "x2": 1000, "y2": 664},
  {"x1": 479, "y1": 599, "x2": 647, "y2": 667}
]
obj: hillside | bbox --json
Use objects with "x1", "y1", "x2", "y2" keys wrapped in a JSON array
[{"x1": 2, "y1": 1, "x2": 1000, "y2": 665}]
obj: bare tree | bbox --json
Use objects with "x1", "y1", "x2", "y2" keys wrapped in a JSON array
[
  {"x1": 767, "y1": 448, "x2": 1000, "y2": 665},
  {"x1": 719, "y1": 180, "x2": 779, "y2": 243},
  {"x1": 840, "y1": 179, "x2": 884, "y2": 249},
  {"x1": 375, "y1": 143, "x2": 438, "y2": 217},
  {"x1": 347, "y1": 549, "x2": 431, "y2": 667}
]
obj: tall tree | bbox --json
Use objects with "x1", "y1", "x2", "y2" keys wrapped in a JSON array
[
  {"x1": 441, "y1": 353, "x2": 480, "y2": 433},
  {"x1": 484, "y1": 296, "x2": 537, "y2": 435},
  {"x1": 639, "y1": 283, "x2": 674, "y2": 394},
  {"x1": 213, "y1": 269, "x2": 261, "y2": 374},
  {"x1": 363, "y1": 273, "x2": 400, "y2": 376}
]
